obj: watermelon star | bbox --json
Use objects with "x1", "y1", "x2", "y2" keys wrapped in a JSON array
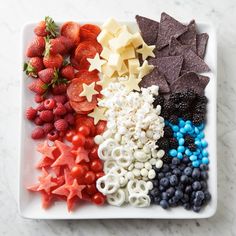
[
  {"x1": 71, "y1": 147, "x2": 89, "y2": 164},
  {"x1": 51, "y1": 140, "x2": 75, "y2": 170},
  {"x1": 67, "y1": 179, "x2": 86, "y2": 200},
  {"x1": 37, "y1": 141, "x2": 57, "y2": 160},
  {"x1": 36, "y1": 155, "x2": 54, "y2": 169}
]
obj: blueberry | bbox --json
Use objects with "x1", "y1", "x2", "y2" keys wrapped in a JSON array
[
  {"x1": 154, "y1": 196, "x2": 161, "y2": 204},
  {"x1": 161, "y1": 192, "x2": 169, "y2": 200},
  {"x1": 193, "y1": 198, "x2": 202, "y2": 207},
  {"x1": 175, "y1": 190, "x2": 184, "y2": 200},
  {"x1": 176, "y1": 183, "x2": 185, "y2": 191},
  {"x1": 196, "y1": 191, "x2": 205, "y2": 201},
  {"x1": 204, "y1": 191, "x2": 211, "y2": 201},
  {"x1": 200, "y1": 164, "x2": 209, "y2": 171},
  {"x1": 158, "y1": 172, "x2": 165, "y2": 179},
  {"x1": 173, "y1": 168, "x2": 181, "y2": 176},
  {"x1": 182, "y1": 156, "x2": 190, "y2": 164},
  {"x1": 149, "y1": 195, "x2": 154, "y2": 203},
  {"x1": 160, "y1": 199, "x2": 169, "y2": 209},
  {"x1": 170, "y1": 175, "x2": 178, "y2": 186},
  {"x1": 172, "y1": 196, "x2": 179, "y2": 204},
  {"x1": 193, "y1": 205, "x2": 201, "y2": 212},
  {"x1": 184, "y1": 167, "x2": 192, "y2": 176},
  {"x1": 162, "y1": 164, "x2": 170, "y2": 173},
  {"x1": 192, "y1": 181, "x2": 201, "y2": 190},
  {"x1": 192, "y1": 168, "x2": 201, "y2": 180},
  {"x1": 179, "y1": 163, "x2": 186, "y2": 171},
  {"x1": 181, "y1": 194, "x2": 189, "y2": 203},
  {"x1": 191, "y1": 191, "x2": 196, "y2": 200},
  {"x1": 201, "y1": 171, "x2": 208, "y2": 180},
  {"x1": 160, "y1": 177, "x2": 169, "y2": 187},
  {"x1": 188, "y1": 177, "x2": 194, "y2": 184},
  {"x1": 170, "y1": 164, "x2": 177, "y2": 170},
  {"x1": 152, "y1": 179, "x2": 159, "y2": 187},
  {"x1": 165, "y1": 172, "x2": 172, "y2": 177},
  {"x1": 200, "y1": 181, "x2": 207, "y2": 191},
  {"x1": 183, "y1": 203, "x2": 191, "y2": 210},
  {"x1": 159, "y1": 185, "x2": 166, "y2": 192},
  {"x1": 180, "y1": 175, "x2": 188, "y2": 184},
  {"x1": 185, "y1": 185, "x2": 192, "y2": 194},
  {"x1": 150, "y1": 188, "x2": 160, "y2": 197},
  {"x1": 172, "y1": 158, "x2": 180, "y2": 165},
  {"x1": 166, "y1": 187, "x2": 175, "y2": 198}
]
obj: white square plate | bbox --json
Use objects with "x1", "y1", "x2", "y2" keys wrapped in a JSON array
[{"x1": 19, "y1": 21, "x2": 217, "y2": 219}]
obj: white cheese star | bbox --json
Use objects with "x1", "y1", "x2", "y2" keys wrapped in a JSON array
[
  {"x1": 79, "y1": 82, "x2": 99, "y2": 102},
  {"x1": 97, "y1": 75, "x2": 116, "y2": 88},
  {"x1": 87, "y1": 53, "x2": 106, "y2": 72},
  {"x1": 121, "y1": 74, "x2": 141, "y2": 92},
  {"x1": 136, "y1": 43, "x2": 155, "y2": 60},
  {"x1": 138, "y1": 60, "x2": 154, "y2": 79},
  {"x1": 88, "y1": 106, "x2": 107, "y2": 125}
]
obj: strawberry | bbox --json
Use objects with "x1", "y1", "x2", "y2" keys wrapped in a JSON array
[
  {"x1": 43, "y1": 54, "x2": 63, "y2": 69},
  {"x1": 24, "y1": 57, "x2": 44, "y2": 78},
  {"x1": 58, "y1": 36, "x2": 74, "y2": 52},
  {"x1": 44, "y1": 37, "x2": 66, "y2": 56},
  {"x1": 52, "y1": 83, "x2": 67, "y2": 95},
  {"x1": 38, "y1": 68, "x2": 55, "y2": 84},
  {"x1": 34, "y1": 16, "x2": 59, "y2": 38},
  {"x1": 60, "y1": 65, "x2": 74, "y2": 80},
  {"x1": 28, "y1": 79, "x2": 47, "y2": 95},
  {"x1": 26, "y1": 36, "x2": 45, "y2": 57}
]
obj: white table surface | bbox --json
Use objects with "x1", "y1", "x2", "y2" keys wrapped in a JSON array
[{"x1": 0, "y1": 0, "x2": 235, "y2": 235}]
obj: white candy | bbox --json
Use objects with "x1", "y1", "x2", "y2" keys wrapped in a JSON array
[
  {"x1": 98, "y1": 138, "x2": 117, "y2": 160},
  {"x1": 128, "y1": 163, "x2": 134, "y2": 171},
  {"x1": 96, "y1": 174, "x2": 120, "y2": 195},
  {"x1": 146, "y1": 130, "x2": 153, "y2": 139},
  {"x1": 147, "y1": 181, "x2": 153, "y2": 190},
  {"x1": 134, "y1": 150, "x2": 147, "y2": 162},
  {"x1": 109, "y1": 166, "x2": 127, "y2": 177},
  {"x1": 157, "y1": 149, "x2": 165, "y2": 158},
  {"x1": 129, "y1": 193, "x2": 150, "y2": 207},
  {"x1": 104, "y1": 160, "x2": 117, "y2": 174},
  {"x1": 155, "y1": 159, "x2": 163, "y2": 169},
  {"x1": 112, "y1": 146, "x2": 133, "y2": 168},
  {"x1": 107, "y1": 189, "x2": 126, "y2": 206},
  {"x1": 143, "y1": 146, "x2": 151, "y2": 154},
  {"x1": 94, "y1": 135, "x2": 104, "y2": 145},
  {"x1": 126, "y1": 171, "x2": 134, "y2": 180},
  {"x1": 140, "y1": 168, "x2": 148, "y2": 177},
  {"x1": 151, "y1": 149, "x2": 158, "y2": 158},
  {"x1": 144, "y1": 162, "x2": 152, "y2": 170},
  {"x1": 132, "y1": 168, "x2": 141, "y2": 177},
  {"x1": 148, "y1": 169, "x2": 156, "y2": 179},
  {"x1": 149, "y1": 158, "x2": 156, "y2": 165},
  {"x1": 119, "y1": 175, "x2": 128, "y2": 187},
  {"x1": 134, "y1": 162, "x2": 144, "y2": 169},
  {"x1": 102, "y1": 130, "x2": 113, "y2": 139},
  {"x1": 114, "y1": 133, "x2": 121, "y2": 142}
]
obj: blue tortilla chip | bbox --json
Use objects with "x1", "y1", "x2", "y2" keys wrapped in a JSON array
[
  {"x1": 156, "y1": 12, "x2": 187, "y2": 50},
  {"x1": 196, "y1": 33, "x2": 209, "y2": 59}
]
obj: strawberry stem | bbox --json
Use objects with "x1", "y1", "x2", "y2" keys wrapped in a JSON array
[{"x1": 45, "y1": 16, "x2": 59, "y2": 38}]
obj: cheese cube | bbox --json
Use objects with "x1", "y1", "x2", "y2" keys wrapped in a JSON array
[
  {"x1": 131, "y1": 32, "x2": 144, "y2": 48},
  {"x1": 102, "y1": 63, "x2": 115, "y2": 77},
  {"x1": 102, "y1": 18, "x2": 121, "y2": 34},
  {"x1": 121, "y1": 46, "x2": 135, "y2": 60},
  {"x1": 97, "y1": 29, "x2": 113, "y2": 46},
  {"x1": 118, "y1": 62, "x2": 128, "y2": 76},
  {"x1": 108, "y1": 38, "x2": 120, "y2": 52},
  {"x1": 117, "y1": 30, "x2": 133, "y2": 48},
  {"x1": 101, "y1": 47, "x2": 111, "y2": 60},
  {"x1": 128, "y1": 58, "x2": 140, "y2": 74},
  {"x1": 108, "y1": 53, "x2": 122, "y2": 71},
  {"x1": 115, "y1": 25, "x2": 129, "y2": 37}
]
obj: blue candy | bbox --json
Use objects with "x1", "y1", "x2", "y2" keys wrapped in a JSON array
[
  {"x1": 172, "y1": 125, "x2": 179, "y2": 132},
  {"x1": 202, "y1": 150, "x2": 209, "y2": 157},
  {"x1": 169, "y1": 149, "x2": 177, "y2": 157},
  {"x1": 202, "y1": 157, "x2": 209, "y2": 164},
  {"x1": 177, "y1": 146, "x2": 185, "y2": 153},
  {"x1": 195, "y1": 140, "x2": 201, "y2": 147},
  {"x1": 190, "y1": 155, "x2": 197, "y2": 161},
  {"x1": 194, "y1": 127, "x2": 199, "y2": 134},
  {"x1": 185, "y1": 149, "x2": 192, "y2": 156},
  {"x1": 176, "y1": 132, "x2": 183, "y2": 139},
  {"x1": 192, "y1": 160, "x2": 200, "y2": 167},
  {"x1": 184, "y1": 124, "x2": 192, "y2": 132},
  {"x1": 178, "y1": 138, "x2": 185, "y2": 146},
  {"x1": 198, "y1": 124, "x2": 205, "y2": 130},
  {"x1": 177, "y1": 152, "x2": 183, "y2": 159},
  {"x1": 179, "y1": 120, "x2": 185, "y2": 127},
  {"x1": 201, "y1": 140, "x2": 208, "y2": 148},
  {"x1": 180, "y1": 128, "x2": 186, "y2": 134},
  {"x1": 186, "y1": 120, "x2": 192, "y2": 125},
  {"x1": 197, "y1": 132, "x2": 205, "y2": 139}
]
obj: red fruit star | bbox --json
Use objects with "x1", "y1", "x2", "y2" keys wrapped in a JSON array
[
  {"x1": 51, "y1": 140, "x2": 75, "y2": 170},
  {"x1": 36, "y1": 155, "x2": 54, "y2": 169},
  {"x1": 37, "y1": 141, "x2": 57, "y2": 160},
  {"x1": 71, "y1": 147, "x2": 89, "y2": 164},
  {"x1": 67, "y1": 179, "x2": 86, "y2": 200}
]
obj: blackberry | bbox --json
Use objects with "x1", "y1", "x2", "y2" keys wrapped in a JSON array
[
  {"x1": 184, "y1": 135, "x2": 194, "y2": 145},
  {"x1": 156, "y1": 137, "x2": 169, "y2": 150},
  {"x1": 197, "y1": 95, "x2": 208, "y2": 104},
  {"x1": 178, "y1": 102, "x2": 189, "y2": 113},
  {"x1": 169, "y1": 114, "x2": 179, "y2": 125},
  {"x1": 164, "y1": 126, "x2": 173, "y2": 138},
  {"x1": 169, "y1": 93, "x2": 181, "y2": 104},
  {"x1": 163, "y1": 101, "x2": 175, "y2": 112},
  {"x1": 185, "y1": 89, "x2": 196, "y2": 101},
  {"x1": 161, "y1": 110, "x2": 170, "y2": 119},
  {"x1": 188, "y1": 143, "x2": 196, "y2": 152},
  {"x1": 169, "y1": 138, "x2": 178, "y2": 149},
  {"x1": 192, "y1": 114, "x2": 205, "y2": 126},
  {"x1": 153, "y1": 95, "x2": 164, "y2": 108},
  {"x1": 162, "y1": 155, "x2": 172, "y2": 164},
  {"x1": 182, "y1": 113, "x2": 192, "y2": 121}
]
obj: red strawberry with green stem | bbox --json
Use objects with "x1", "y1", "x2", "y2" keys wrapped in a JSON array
[
  {"x1": 44, "y1": 37, "x2": 66, "y2": 56},
  {"x1": 24, "y1": 57, "x2": 44, "y2": 78},
  {"x1": 38, "y1": 68, "x2": 56, "y2": 84},
  {"x1": 60, "y1": 65, "x2": 74, "y2": 80},
  {"x1": 43, "y1": 53, "x2": 63, "y2": 69},
  {"x1": 28, "y1": 78, "x2": 47, "y2": 95},
  {"x1": 26, "y1": 36, "x2": 45, "y2": 57}
]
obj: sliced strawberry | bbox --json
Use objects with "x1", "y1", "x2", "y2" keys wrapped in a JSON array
[
  {"x1": 67, "y1": 79, "x2": 86, "y2": 102},
  {"x1": 74, "y1": 41, "x2": 97, "y2": 62},
  {"x1": 80, "y1": 24, "x2": 101, "y2": 41},
  {"x1": 43, "y1": 53, "x2": 63, "y2": 69},
  {"x1": 61, "y1": 21, "x2": 80, "y2": 46},
  {"x1": 26, "y1": 36, "x2": 45, "y2": 57},
  {"x1": 58, "y1": 36, "x2": 74, "y2": 52},
  {"x1": 60, "y1": 65, "x2": 74, "y2": 80},
  {"x1": 74, "y1": 70, "x2": 98, "y2": 79}
]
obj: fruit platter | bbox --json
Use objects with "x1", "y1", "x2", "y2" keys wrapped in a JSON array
[{"x1": 19, "y1": 13, "x2": 217, "y2": 219}]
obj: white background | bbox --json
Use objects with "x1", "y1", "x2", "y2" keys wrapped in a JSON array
[{"x1": 0, "y1": 0, "x2": 235, "y2": 235}]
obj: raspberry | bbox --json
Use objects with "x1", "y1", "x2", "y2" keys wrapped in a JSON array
[
  {"x1": 52, "y1": 84, "x2": 67, "y2": 95},
  {"x1": 31, "y1": 127, "x2": 45, "y2": 139},
  {"x1": 34, "y1": 94, "x2": 45, "y2": 103},
  {"x1": 43, "y1": 123, "x2": 54, "y2": 134},
  {"x1": 53, "y1": 95, "x2": 67, "y2": 104},
  {"x1": 25, "y1": 107, "x2": 37, "y2": 120},
  {"x1": 47, "y1": 130, "x2": 59, "y2": 141},
  {"x1": 59, "y1": 131, "x2": 66, "y2": 137},
  {"x1": 54, "y1": 119, "x2": 68, "y2": 131},
  {"x1": 64, "y1": 101, "x2": 73, "y2": 112},
  {"x1": 54, "y1": 115, "x2": 61, "y2": 121},
  {"x1": 53, "y1": 103, "x2": 67, "y2": 116},
  {"x1": 39, "y1": 110, "x2": 54, "y2": 122},
  {"x1": 36, "y1": 103, "x2": 45, "y2": 111},
  {"x1": 44, "y1": 98, "x2": 56, "y2": 110},
  {"x1": 34, "y1": 117, "x2": 44, "y2": 126},
  {"x1": 64, "y1": 113, "x2": 75, "y2": 125}
]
